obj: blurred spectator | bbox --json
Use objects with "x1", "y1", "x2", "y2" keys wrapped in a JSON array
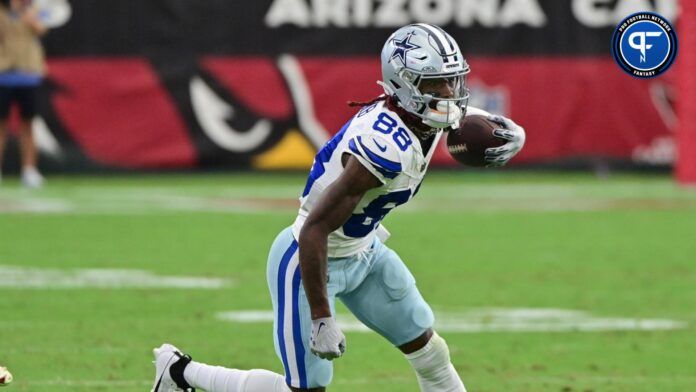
[{"x1": 0, "y1": 0, "x2": 47, "y2": 188}]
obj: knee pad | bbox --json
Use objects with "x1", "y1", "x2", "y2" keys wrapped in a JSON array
[{"x1": 411, "y1": 301, "x2": 435, "y2": 331}]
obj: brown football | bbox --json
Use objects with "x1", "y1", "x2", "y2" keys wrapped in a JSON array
[{"x1": 447, "y1": 115, "x2": 505, "y2": 167}]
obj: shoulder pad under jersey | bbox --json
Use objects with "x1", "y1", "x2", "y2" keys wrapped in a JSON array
[{"x1": 346, "y1": 132, "x2": 403, "y2": 183}]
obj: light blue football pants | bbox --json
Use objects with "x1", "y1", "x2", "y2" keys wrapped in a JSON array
[{"x1": 266, "y1": 227, "x2": 434, "y2": 389}]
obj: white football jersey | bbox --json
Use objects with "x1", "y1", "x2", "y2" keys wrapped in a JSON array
[{"x1": 291, "y1": 100, "x2": 442, "y2": 258}]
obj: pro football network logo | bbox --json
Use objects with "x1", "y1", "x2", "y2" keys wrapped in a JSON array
[{"x1": 611, "y1": 12, "x2": 678, "y2": 78}]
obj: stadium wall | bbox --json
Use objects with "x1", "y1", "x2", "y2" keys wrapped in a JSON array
[
  {"x1": 2, "y1": 0, "x2": 682, "y2": 172},
  {"x1": 676, "y1": 0, "x2": 696, "y2": 185}
]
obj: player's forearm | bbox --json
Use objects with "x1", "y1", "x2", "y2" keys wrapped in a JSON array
[
  {"x1": 298, "y1": 157, "x2": 378, "y2": 319},
  {"x1": 298, "y1": 224, "x2": 332, "y2": 319},
  {"x1": 298, "y1": 182, "x2": 364, "y2": 319}
]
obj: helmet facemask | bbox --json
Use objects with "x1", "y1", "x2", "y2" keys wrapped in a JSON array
[{"x1": 404, "y1": 70, "x2": 470, "y2": 129}]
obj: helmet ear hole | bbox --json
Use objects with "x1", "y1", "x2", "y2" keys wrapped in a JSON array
[{"x1": 390, "y1": 80, "x2": 401, "y2": 90}]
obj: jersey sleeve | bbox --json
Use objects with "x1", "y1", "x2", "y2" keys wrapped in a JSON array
[{"x1": 344, "y1": 133, "x2": 403, "y2": 184}]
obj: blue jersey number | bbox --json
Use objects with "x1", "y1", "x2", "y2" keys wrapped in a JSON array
[
  {"x1": 372, "y1": 113, "x2": 413, "y2": 152},
  {"x1": 372, "y1": 112, "x2": 397, "y2": 134},
  {"x1": 342, "y1": 189, "x2": 412, "y2": 238},
  {"x1": 392, "y1": 128, "x2": 412, "y2": 151}
]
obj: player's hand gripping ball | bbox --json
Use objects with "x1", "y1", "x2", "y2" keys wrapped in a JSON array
[
  {"x1": 447, "y1": 114, "x2": 526, "y2": 167},
  {"x1": 0, "y1": 366, "x2": 12, "y2": 386}
]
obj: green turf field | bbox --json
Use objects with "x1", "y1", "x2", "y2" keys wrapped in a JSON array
[{"x1": 1, "y1": 172, "x2": 695, "y2": 391}]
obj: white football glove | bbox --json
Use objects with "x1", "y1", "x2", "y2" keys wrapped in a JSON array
[
  {"x1": 0, "y1": 366, "x2": 12, "y2": 386},
  {"x1": 484, "y1": 114, "x2": 526, "y2": 167},
  {"x1": 310, "y1": 317, "x2": 346, "y2": 360}
]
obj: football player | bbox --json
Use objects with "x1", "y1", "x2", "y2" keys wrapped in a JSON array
[{"x1": 152, "y1": 23, "x2": 525, "y2": 392}]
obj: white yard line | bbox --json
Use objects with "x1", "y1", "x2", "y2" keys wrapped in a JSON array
[
  {"x1": 0, "y1": 265, "x2": 231, "y2": 289},
  {"x1": 0, "y1": 346, "x2": 131, "y2": 353},
  {"x1": 216, "y1": 308, "x2": 687, "y2": 333},
  {"x1": 513, "y1": 375, "x2": 696, "y2": 384},
  {"x1": 21, "y1": 379, "x2": 151, "y2": 387}
]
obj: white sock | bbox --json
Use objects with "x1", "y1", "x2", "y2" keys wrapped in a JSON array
[
  {"x1": 21, "y1": 166, "x2": 40, "y2": 176},
  {"x1": 183, "y1": 361, "x2": 290, "y2": 392},
  {"x1": 405, "y1": 332, "x2": 467, "y2": 392}
]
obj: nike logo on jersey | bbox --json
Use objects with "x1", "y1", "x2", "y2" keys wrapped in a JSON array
[{"x1": 373, "y1": 139, "x2": 388, "y2": 152}]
